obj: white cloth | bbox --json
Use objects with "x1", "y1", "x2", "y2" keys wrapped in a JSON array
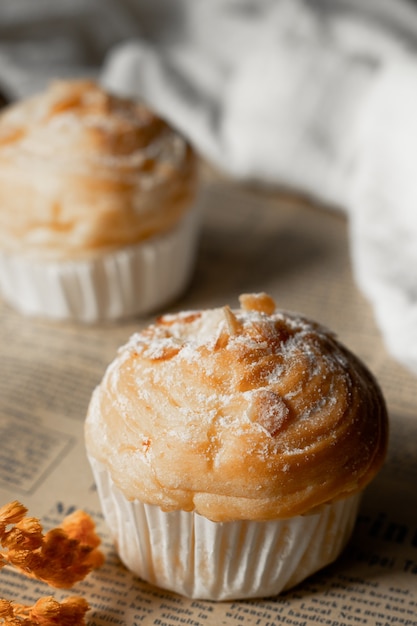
[{"x1": 101, "y1": 0, "x2": 417, "y2": 377}]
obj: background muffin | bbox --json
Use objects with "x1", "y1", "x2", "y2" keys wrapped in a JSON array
[
  {"x1": 0, "y1": 79, "x2": 199, "y2": 322},
  {"x1": 85, "y1": 293, "x2": 388, "y2": 599}
]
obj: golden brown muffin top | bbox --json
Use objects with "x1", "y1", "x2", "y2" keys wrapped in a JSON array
[
  {"x1": 0, "y1": 79, "x2": 196, "y2": 259},
  {"x1": 85, "y1": 293, "x2": 388, "y2": 521}
]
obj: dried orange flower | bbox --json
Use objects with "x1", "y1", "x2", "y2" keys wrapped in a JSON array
[
  {"x1": 0, "y1": 595, "x2": 89, "y2": 625},
  {"x1": 0, "y1": 501, "x2": 105, "y2": 624},
  {"x1": 0, "y1": 501, "x2": 104, "y2": 588}
]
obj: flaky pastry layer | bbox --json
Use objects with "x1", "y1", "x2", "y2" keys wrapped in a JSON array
[
  {"x1": 0, "y1": 80, "x2": 196, "y2": 259},
  {"x1": 85, "y1": 293, "x2": 388, "y2": 522}
]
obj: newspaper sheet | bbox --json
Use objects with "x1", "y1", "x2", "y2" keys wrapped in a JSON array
[{"x1": 0, "y1": 169, "x2": 416, "y2": 626}]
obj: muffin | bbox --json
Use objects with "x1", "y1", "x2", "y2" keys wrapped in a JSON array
[
  {"x1": 85, "y1": 293, "x2": 388, "y2": 600},
  {"x1": 0, "y1": 79, "x2": 199, "y2": 322}
]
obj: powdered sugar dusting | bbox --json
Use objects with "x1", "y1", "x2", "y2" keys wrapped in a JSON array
[
  {"x1": 119, "y1": 301, "x2": 349, "y2": 452},
  {"x1": 85, "y1": 294, "x2": 387, "y2": 521}
]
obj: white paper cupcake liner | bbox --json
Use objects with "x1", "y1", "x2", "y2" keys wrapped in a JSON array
[
  {"x1": 0, "y1": 208, "x2": 199, "y2": 323},
  {"x1": 89, "y1": 457, "x2": 361, "y2": 600}
]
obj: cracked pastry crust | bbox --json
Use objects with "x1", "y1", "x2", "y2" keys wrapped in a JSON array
[
  {"x1": 85, "y1": 293, "x2": 388, "y2": 522},
  {"x1": 0, "y1": 79, "x2": 196, "y2": 260}
]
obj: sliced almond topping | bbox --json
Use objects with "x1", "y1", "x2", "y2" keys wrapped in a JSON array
[
  {"x1": 223, "y1": 305, "x2": 242, "y2": 335},
  {"x1": 247, "y1": 390, "x2": 290, "y2": 437}
]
